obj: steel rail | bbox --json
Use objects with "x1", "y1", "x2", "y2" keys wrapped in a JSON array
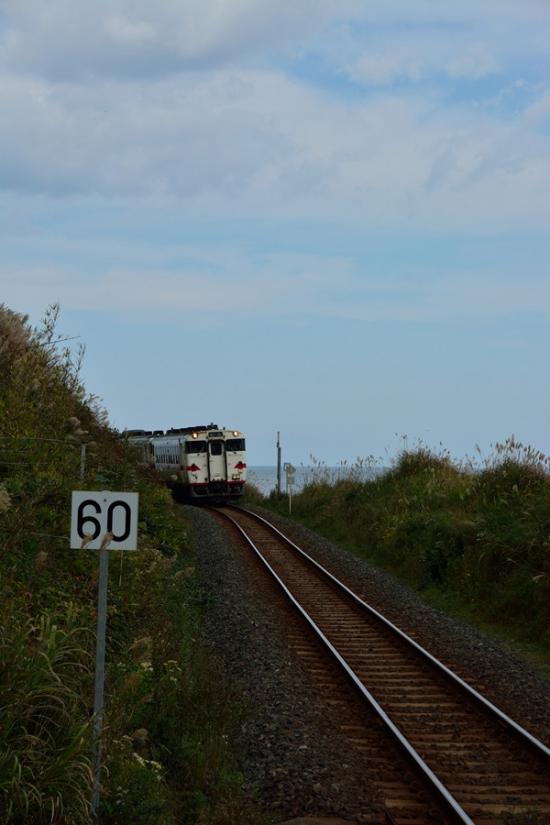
[
  {"x1": 238, "y1": 506, "x2": 550, "y2": 761},
  {"x1": 218, "y1": 507, "x2": 475, "y2": 825}
]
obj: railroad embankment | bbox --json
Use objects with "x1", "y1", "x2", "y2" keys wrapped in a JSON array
[
  {"x1": 255, "y1": 445, "x2": 550, "y2": 666},
  {"x1": 0, "y1": 306, "x2": 266, "y2": 825}
]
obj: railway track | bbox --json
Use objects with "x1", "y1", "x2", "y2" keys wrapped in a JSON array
[{"x1": 214, "y1": 505, "x2": 550, "y2": 825}]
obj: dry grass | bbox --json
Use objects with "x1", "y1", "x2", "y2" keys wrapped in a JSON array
[
  {"x1": 0, "y1": 304, "x2": 270, "y2": 825},
  {"x1": 266, "y1": 442, "x2": 550, "y2": 651}
]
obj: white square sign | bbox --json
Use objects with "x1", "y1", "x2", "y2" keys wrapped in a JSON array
[{"x1": 71, "y1": 491, "x2": 139, "y2": 550}]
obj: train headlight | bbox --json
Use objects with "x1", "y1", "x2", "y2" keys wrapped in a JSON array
[
  {"x1": 233, "y1": 431, "x2": 239, "y2": 436},
  {"x1": 192, "y1": 432, "x2": 198, "y2": 438}
]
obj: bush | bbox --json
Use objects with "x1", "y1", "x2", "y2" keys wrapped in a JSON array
[
  {"x1": 0, "y1": 605, "x2": 93, "y2": 824},
  {"x1": 242, "y1": 482, "x2": 265, "y2": 505},
  {"x1": 388, "y1": 447, "x2": 455, "y2": 479},
  {"x1": 265, "y1": 445, "x2": 550, "y2": 650},
  {"x1": 0, "y1": 304, "x2": 269, "y2": 825}
]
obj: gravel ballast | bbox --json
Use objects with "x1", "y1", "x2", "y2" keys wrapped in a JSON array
[
  {"x1": 247, "y1": 505, "x2": 550, "y2": 744},
  {"x1": 187, "y1": 504, "x2": 550, "y2": 823}
]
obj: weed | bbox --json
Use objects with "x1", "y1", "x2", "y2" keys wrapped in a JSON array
[
  {"x1": 0, "y1": 304, "x2": 271, "y2": 824},
  {"x1": 0, "y1": 604, "x2": 93, "y2": 824},
  {"x1": 264, "y1": 444, "x2": 550, "y2": 655}
]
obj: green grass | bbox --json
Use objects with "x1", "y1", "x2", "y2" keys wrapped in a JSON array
[
  {"x1": 418, "y1": 584, "x2": 550, "y2": 675},
  {"x1": 0, "y1": 305, "x2": 269, "y2": 825},
  {"x1": 263, "y1": 443, "x2": 550, "y2": 669}
]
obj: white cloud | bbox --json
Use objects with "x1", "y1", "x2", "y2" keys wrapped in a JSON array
[
  {"x1": 0, "y1": 0, "x2": 355, "y2": 79},
  {"x1": 350, "y1": 34, "x2": 499, "y2": 86},
  {"x1": 2, "y1": 249, "x2": 548, "y2": 325},
  {"x1": 523, "y1": 90, "x2": 550, "y2": 127},
  {"x1": 346, "y1": 0, "x2": 550, "y2": 27},
  {"x1": 0, "y1": 66, "x2": 549, "y2": 230},
  {"x1": 0, "y1": 248, "x2": 359, "y2": 322},
  {"x1": 0, "y1": 1, "x2": 549, "y2": 232},
  {"x1": 332, "y1": 271, "x2": 550, "y2": 323},
  {"x1": 1, "y1": 0, "x2": 549, "y2": 81}
]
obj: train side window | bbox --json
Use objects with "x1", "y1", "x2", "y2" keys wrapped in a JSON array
[{"x1": 210, "y1": 441, "x2": 223, "y2": 456}]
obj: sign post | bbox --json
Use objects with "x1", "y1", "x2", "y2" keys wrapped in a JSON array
[
  {"x1": 70, "y1": 491, "x2": 139, "y2": 820},
  {"x1": 92, "y1": 532, "x2": 111, "y2": 816},
  {"x1": 284, "y1": 463, "x2": 295, "y2": 514}
]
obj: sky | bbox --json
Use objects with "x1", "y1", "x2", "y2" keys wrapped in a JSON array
[{"x1": 1, "y1": 0, "x2": 549, "y2": 465}]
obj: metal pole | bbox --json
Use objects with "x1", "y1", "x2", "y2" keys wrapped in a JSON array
[
  {"x1": 92, "y1": 534, "x2": 111, "y2": 818},
  {"x1": 80, "y1": 443, "x2": 86, "y2": 481},
  {"x1": 276, "y1": 432, "x2": 281, "y2": 495}
]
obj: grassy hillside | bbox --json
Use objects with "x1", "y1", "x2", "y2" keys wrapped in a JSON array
[
  {"x1": 0, "y1": 306, "x2": 266, "y2": 824},
  {"x1": 260, "y1": 444, "x2": 550, "y2": 661}
]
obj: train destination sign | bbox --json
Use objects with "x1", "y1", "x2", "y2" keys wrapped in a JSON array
[{"x1": 70, "y1": 490, "x2": 139, "y2": 550}]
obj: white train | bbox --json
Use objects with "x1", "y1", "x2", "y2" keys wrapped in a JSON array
[{"x1": 125, "y1": 424, "x2": 247, "y2": 503}]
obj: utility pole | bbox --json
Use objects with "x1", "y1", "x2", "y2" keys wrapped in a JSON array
[{"x1": 276, "y1": 431, "x2": 282, "y2": 495}]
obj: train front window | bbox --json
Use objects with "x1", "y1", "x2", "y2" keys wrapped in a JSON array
[
  {"x1": 210, "y1": 441, "x2": 223, "y2": 456},
  {"x1": 186, "y1": 440, "x2": 207, "y2": 454},
  {"x1": 225, "y1": 438, "x2": 245, "y2": 452}
]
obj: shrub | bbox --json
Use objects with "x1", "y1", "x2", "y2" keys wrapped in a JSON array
[
  {"x1": 0, "y1": 304, "x2": 270, "y2": 824},
  {"x1": 0, "y1": 605, "x2": 93, "y2": 824},
  {"x1": 389, "y1": 447, "x2": 455, "y2": 479},
  {"x1": 242, "y1": 482, "x2": 265, "y2": 505},
  {"x1": 265, "y1": 445, "x2": 550, "y2": 649}
]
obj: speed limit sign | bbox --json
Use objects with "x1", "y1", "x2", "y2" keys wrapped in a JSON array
[{"x1": 70, "y1": 491, "x2": 139, "y2": 550}]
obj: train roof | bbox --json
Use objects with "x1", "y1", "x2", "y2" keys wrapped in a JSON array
[
  {"x1": 165, "y1": 424, "x2": 219, "y2": 435},
  {"x1": 124, "y1": 424, "x2": 243, "y2": 440}
]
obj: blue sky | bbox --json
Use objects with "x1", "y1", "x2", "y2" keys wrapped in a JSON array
[{"x1": 1, "y1": 1, "x2": 549, "y2": 465}]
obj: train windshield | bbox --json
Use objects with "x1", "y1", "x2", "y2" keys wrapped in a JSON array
[
  {"x1": 209, "y1": 441, "x2": 223, "y2": 455},
  {"x1": 186, "y1": 440, "x2": 207, "y2": 454},
  {"x1": 225, "y1": 438, "x2": 245, "y2": 451}
]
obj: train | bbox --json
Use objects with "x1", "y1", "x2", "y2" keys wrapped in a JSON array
[{"x1": 124, "y1": 424, "x2": 247, "y2": 503}]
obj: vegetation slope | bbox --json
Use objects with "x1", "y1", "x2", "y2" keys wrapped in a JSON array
[
  {"x1": 258, "y1": 445, "x2": 550, "y2": 660},
  {"x1": 0, "y1": 305, "x2": 265, "y2": 825}
]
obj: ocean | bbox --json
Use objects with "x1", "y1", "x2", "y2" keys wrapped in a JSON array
[
  {"x1": 248, "y1": 465, "x2": 383, "y2": 496},
  {"x1": 247, "y1": 466, "x2": 308, "y2": 496}
]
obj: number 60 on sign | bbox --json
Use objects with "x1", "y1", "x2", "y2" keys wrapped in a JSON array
[{"x1": 70, "y1": 491, "x2": 139, "y2": 551}]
